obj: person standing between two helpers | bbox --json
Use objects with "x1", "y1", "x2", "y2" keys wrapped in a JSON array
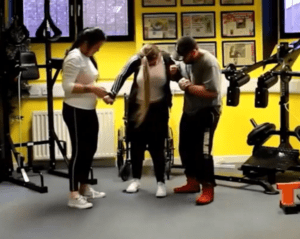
[
  {"x1": 103, "y1": 44, "x2": 177, "y2": 198},
  {"x1": 62, "y1": 27, "x2": 108, "y2": 209},
  {"x1": 170, "y1": 36, "x2": 222, "y2": 205}
]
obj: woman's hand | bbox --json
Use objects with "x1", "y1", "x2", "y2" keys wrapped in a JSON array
[
  {"x1": 90, "y1": 85, "x2": 107, "y2": 98},
  {"x1": 170, "y1": 64, "x2": 178, "y2": 75},
  {"x1": 103, "y1": 95, "x2": 114, "y2": 105},
  {"x1": 178, "y1": 78, "x2": 192, "y2": 91}
]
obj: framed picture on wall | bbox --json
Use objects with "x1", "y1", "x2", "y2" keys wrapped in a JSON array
[
  {"x1": 222, "y1": 41, "x2": 256, "y2": 67},
  {"x1": 142, "y1": 0, "x2": 177, "y2": 7},
  {"x1": 221, "y1": 11, "x2": 255, "y2": 37},
  {"x1": 152, "y1": 43, "x2": 176, "y2": 53},
  {"x1": 181, "y1": 12, "x2": 215, "y2": 38},
  {"x1": 220, "y1": 0, "x2": 254, "y2": 5},
  {"x1": 181, "y1": 0, "x2": 215, "y2": 6},
  {"x1": 143, "y1": 13, "x2": 177, "y2": 40},
  {"x1": 197, "y1": 41, "x2": 217, "y2": 57}
]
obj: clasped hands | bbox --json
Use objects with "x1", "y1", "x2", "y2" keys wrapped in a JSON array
[
  {"x1": 96, "y1": 87, "x2": 114, "y2": 105},
  {"x1": 178, "y1": 78, "x2": 192, "y2": 91},
  {"x1": 170, "y1": 64, "x2": 192, "y2": 91},
  {"x1": 86, "y1": 84, "x2": 114, "y2": 105},
  {"x1": 103, "y1": 94, "x2": 114, "y2": 105}
]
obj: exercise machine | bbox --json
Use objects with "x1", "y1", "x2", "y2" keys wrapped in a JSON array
[
  {"x1": 0, "y1": 9, "x2": 47, "y2": 192},
  {"x1": 215, "y1": 40, "x2": 300, "y2": 194}
]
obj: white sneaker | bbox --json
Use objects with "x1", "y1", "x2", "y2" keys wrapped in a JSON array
[
  {"x1": 68, "y1": 195, "x2": 93, "y2": 209},
  {"x1": 126, "y1": 179, "x2": 141, "y2": 193},
  {"x1": 82, "y1": 185, "x2": 106, "y2": 199},
  {"x1": 156, "y1": 182, "x2": 167, "y2": 198}
]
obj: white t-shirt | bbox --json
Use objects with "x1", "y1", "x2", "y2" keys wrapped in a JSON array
[
  {"x1": 136, "y1": 56, "x2": 167, "y2": 103},
  {"x1": 62, "y1": 48, "x2": 99, "y2": 109}
]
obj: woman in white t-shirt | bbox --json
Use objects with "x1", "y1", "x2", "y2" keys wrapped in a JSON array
[{"x1": 62, "y1": 27, "x2": 107, "y2": 209}]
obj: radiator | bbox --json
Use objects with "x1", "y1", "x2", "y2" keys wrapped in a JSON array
[{"x1": 32, "y1": 109, "x2": 115, "y2": 160}]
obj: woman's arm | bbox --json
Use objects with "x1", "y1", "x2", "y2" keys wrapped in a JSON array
[
  {"x1": 162, "y1": 52, "x2": 182, "y2": 82},
  {"x1": 62, "y1": 56, "x2": 80, "y2": 95},
  {"x1": 62, "y1": 55, "x2": 107, "y2": 98},
  {"x1": 109, "y1": 55, "x2": 141, "y2": 98},
  {"x1": 103, "y1": 55, "x2": 140, "y2": 105},
  {"x1": 76, "y1": 84, "x2": 107, "y2": 98}
]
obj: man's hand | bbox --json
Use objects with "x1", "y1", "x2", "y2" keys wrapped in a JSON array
[
  {"x1": 178, "y1": 78, "x2": 192, "y2": 91},
  {"x1": 103, "y1": 95, "x2": 114, "y2": 105}
]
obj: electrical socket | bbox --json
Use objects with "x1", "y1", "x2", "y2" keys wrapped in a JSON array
[
  {"x1": 28, "y1": 85, "x2": 42, "y2": 96},
  {"x1": 53, "y1": 85, "x2": 65, "y2": 97},
  {"x1": 41, "y1": 86, "x2": 48, "y2": 95}
]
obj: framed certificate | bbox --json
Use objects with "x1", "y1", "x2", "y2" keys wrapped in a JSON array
[
  {"x1": 153, "y1": 43, "x2": 176, "y2": 53},
  {"x1": 221, "y1": 11, "x2": 255, "y2": 37},
  {"x1": 142, "y1": 0, "x2": 177, "y2": 7},
  {"x1": 220, "y1": 0, "x2": 254, "y2": 5},
  {"x1": 181, "y1": 0, "x2": 215, "y2": 6},
  {"x1": 143, "y1": 13, "x2": 177, "y2": 40},
  {"x1": 222, "y1": 41, "x2": 256, "y2": 67},
  {"x1": 197, "y1": 41, "x2": 217, "y2": 57},
  {"x1": 181, "y1": 12, "x2": 216, "y2": 38}
]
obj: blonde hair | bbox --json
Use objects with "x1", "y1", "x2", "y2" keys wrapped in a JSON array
[
  {"x1": 139, "y1": 44, "x2": 160, "y2": 61},
  {"x1": 134, "y1": 44, "x2": 161, "y2": 127}
]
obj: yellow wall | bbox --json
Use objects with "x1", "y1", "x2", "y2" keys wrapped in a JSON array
[{"x1": 9, "y1": 0, "x2": 300, "y2": 162}]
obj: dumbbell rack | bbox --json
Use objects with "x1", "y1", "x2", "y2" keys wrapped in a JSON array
[{"x1": 215, "y1": 42, "x2": 300, "y2": 194}]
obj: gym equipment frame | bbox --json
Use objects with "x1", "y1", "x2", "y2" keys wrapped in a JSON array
[
  {"x1": 117, "y1": 94, "x2": 175, "y2": 181},
  {"x1": 0, "y1": 7, "x2": 47, "y2": 192},
  {"x1": 215, "y1": 40, "x2": 300, "y2": 194}
]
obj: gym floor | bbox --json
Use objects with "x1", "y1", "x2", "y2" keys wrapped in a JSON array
[{"x1": 1, "y1": 164, "x2": 300, "y2": 239}]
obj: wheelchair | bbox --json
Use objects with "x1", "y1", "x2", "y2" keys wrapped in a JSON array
[{"x1": 117, "y1": 94, "x2": 175, "y2": 181}]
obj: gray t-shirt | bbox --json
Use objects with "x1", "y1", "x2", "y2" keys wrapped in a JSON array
[{"x1": 177, "y1": 49, "x2": 222, "y2": 115}]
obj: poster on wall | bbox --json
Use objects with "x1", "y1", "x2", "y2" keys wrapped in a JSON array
[
  {"x1": 143, "y1": 13, "x2": 177, "y2": 40},
  {"x1": 181, "y1": 12, "x2": 215, "y2": 38},
  {"x1": 154, "y1": 43, "x2": 176, "y2": 53},
  {"x1": 221, "y1": 11, "x2": 255, "y2": 37},
  {"x1": 220, "y1": 0, "x2": 254, "y2": 5},
  {"x1": 222, "y1": 41, "x2": 256, "y2": 67},
  {"x1": 142, "y1": 0, "x2": 177, "y2": 7},
  {"x1": 197, "y1": 42, "x2": 217, "y2": 57},
  {"x1": 181, "y1": 0, "x2": 215, "y2": 6}
]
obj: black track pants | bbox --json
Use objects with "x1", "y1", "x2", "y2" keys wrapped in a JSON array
[
  {"x1": 179, "y1": 107, "x2": 220, "y2": 186},
  {"x1": 128, "y1": 101, "x2": 168, "y2": 183},
  {"x1": 62, "y1": 103, "x2": 99, "y2": 192}
]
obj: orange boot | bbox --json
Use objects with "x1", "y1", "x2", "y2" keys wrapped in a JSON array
[
  {"x1": 195, "y1": 183, "x2": 214, "y2": 205},
  {"x1": 173, "y1": 177, "x2": 200, "y2": 193}
]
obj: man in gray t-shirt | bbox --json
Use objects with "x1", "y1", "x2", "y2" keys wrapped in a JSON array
[{"x1": 171, "y1": 36, "x2": 221, "y2": 205}]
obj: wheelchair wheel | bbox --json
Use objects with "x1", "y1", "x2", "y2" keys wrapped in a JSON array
[
  {"x1": 120, "y1": 161, "x2": 131, "y2": 181},
  {"x1": 117, "y1": 133, "x2": 124, "y2": 170},
  {"x1": 117, "y1": 142, "x2": 125, "y2": 172},
  {"x1": 164, "y1": 127, "x2": 175, "y2": 180},
  {"x1": 117, "y1": 128, "x2": 125, "y2": 173},
  {"x1": 165, "y1": 160, "x2": 172, "y2": 180}
]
